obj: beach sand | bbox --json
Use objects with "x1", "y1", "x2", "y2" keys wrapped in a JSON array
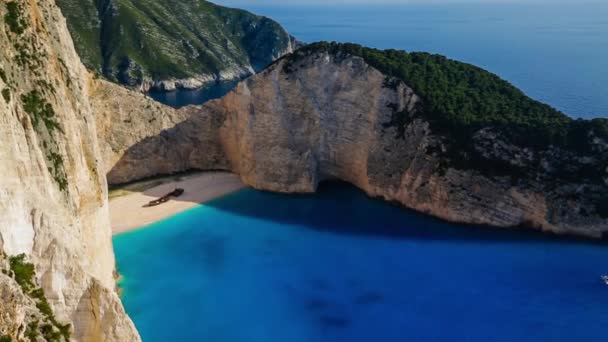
[{"x1": 109, "y1": 172, "x2": 245, "y2": 235}]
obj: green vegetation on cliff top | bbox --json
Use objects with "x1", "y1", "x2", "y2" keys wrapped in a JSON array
[
  {"x1": 285, "y1": 42, "x2": 608, "y2": 154},
  {"x1": 56, "y1": 0, "x2": 292, "y2": 86}
]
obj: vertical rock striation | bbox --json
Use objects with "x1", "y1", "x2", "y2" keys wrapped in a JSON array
[
  {"x1": 103, "y1": 50, "x2": 608, "y2": 239},
  {"x1": 0, "y1": 0, "x2": 138, "y2": 340}
]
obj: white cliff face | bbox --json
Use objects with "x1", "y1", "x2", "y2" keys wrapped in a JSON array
[
  {"x1": 103, "y1": 51, "x2": 608, "y2": 239},
  {"x1": 91, "y1": 79, "x2": 189, "y2": 181},
  {"x1": 0, "y1": 0, "x2": 138, "y2": 340}
]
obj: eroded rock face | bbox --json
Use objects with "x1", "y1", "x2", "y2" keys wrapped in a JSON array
[
  {"x1": 0, "y1": 259, "x2": 41, "y2": 339},
  {"x1": 91, "y1": 78, "x2": 189, "y2": 178},
  {"x1": 104, "y1": 51, "x2": 608, "y2": 239},
  {"x1": 0, "y1": 0, "x2": 138, "y2": 340}
]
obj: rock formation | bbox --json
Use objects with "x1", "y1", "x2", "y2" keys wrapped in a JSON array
[
  {"x1": 55, "y1": 0, "x2": 297, "y2": 91},
  {"x1": 103, "y1": 49, "x2": 608, "y2": 239},
  {"x1": 0, "y1": 0, "x2": 138, "y2": 340},
  {"x1": 0, "y1": 0, "x2": 605, "y2": 338}
]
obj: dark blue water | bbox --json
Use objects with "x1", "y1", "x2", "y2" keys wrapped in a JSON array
[
  {"x1": 114, "y1": 183, "x2": 608, "y2": 342},
  {"x1": 162, "y1": 3, "x2": 608, "y2": 118},
  {"x1": 147, "y1": 80, "x2": 238, "y2": 109}
]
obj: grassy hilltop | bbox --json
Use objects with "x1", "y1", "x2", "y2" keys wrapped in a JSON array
[{"x1": 284, "y1": 42, "x2": 608, "y2": 153}]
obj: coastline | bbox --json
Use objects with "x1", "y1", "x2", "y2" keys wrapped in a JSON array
[{"x1": 109, "y1": 171, "x2": 246, "y2": 235}]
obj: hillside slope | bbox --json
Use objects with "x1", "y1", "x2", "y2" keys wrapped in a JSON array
[
  {"x1": 56, "y1": 0, "x2": 295, "y2": 90},
  {"x1": 101, "y1": 43, "x2": 608, "y2": 238}
]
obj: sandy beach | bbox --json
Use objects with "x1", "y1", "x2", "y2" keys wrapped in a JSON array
[{"x1": 109, "y1": 172, "x2": 246, "y2": 235}]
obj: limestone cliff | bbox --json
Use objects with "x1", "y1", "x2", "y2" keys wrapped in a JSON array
[
  {"x1": 0, "y1": 0, "x2": 138, "y2": 340},
  {"x1": 91, "y1": 78, "x2": 189, "y2": 175},
  {"x1": 104, "y1": 49, "x2": 608, "y2": 239}
]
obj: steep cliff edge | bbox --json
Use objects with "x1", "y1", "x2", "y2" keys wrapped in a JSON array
[
  {"x1": 0, "y1": 0, "x2": 138, "y2": 340},
  {"x1": 105, "y1": 44, "x2": 608, "y2": 239},
  {"x1": 55, "y1": 0, "x2": 296, "y2": 91},
  {"x1": 91, "y1": 78, "x2": 189, "y2": 174}
]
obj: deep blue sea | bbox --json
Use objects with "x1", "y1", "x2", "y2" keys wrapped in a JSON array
[
  {"x1": 114, "y1": 183, "x2": 608, "y2": 342},
  {"x1": 116, "y1": 4, "x2": 608, "y2": 341},
  {"x1": 159, "y1": 3, "x2": 608, "y2": 119},
  {"x1": 147, "y1": 80, "x2": 238, "y2": 109}
]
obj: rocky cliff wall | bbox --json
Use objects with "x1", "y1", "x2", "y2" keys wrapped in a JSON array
[
  {"x1": 0, "y1": 0, "x2": 138, "y2": 340},
  {"x1": 105, "y1": 51, "x2": 608, "y2": 239}
]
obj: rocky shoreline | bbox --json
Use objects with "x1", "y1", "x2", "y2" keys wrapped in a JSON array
[
  {"x1": 137, "y1": 38, "x2": 303, "y2": 93},
  {"x1": 138, "y1": 65, "x2": 255, "y2": 92}
]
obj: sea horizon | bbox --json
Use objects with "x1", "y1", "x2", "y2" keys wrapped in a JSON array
[
  {"x1": 160, "y1": 2, "x2": 608, "y2": 120},
  {"x1": 3, "y1": 0, "x2": 607, "y2": 341},
  {"x1": 117, "y1": 4, "x2": 608, "y2": 340}
]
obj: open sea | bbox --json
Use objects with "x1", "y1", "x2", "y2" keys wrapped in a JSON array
[
  {"x1": 114, "y1": 184, "x2": 608, "y2": 342},
  {"x1": 156, "y1": 3, "x2": 608, "y2": 120},
  {"x1": 116, "y1": 3, "x2": 608, "y2": 341}
]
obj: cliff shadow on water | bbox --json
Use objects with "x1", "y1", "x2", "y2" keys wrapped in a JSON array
[
  {"x1": 200, "y1": 181, "x2": 608, "y2": 245},
  {"x1": 106, "y1": 44, "x2": 608, "y2": 241},
  {"x1": 106, "y1": 114, "x2": 608, "y2": 244},
  {"x1": 126, "y1": 172, "x2": 608, "y2": 245}
]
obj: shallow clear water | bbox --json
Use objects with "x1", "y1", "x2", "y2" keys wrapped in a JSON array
[
  {"x1": 159, "y1": 3, "x2": 608, "y2": 118},
  {"x1": 114, "y1": 183, "x2": 608, "y2": 342}
]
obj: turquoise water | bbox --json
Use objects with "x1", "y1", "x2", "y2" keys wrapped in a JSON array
[
  {"x1": 114, "y1": 183, "x2": 608, "y2": 342},
  {"x1": 159, "y1": 3, "x2": 608, "y2": 119}
]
